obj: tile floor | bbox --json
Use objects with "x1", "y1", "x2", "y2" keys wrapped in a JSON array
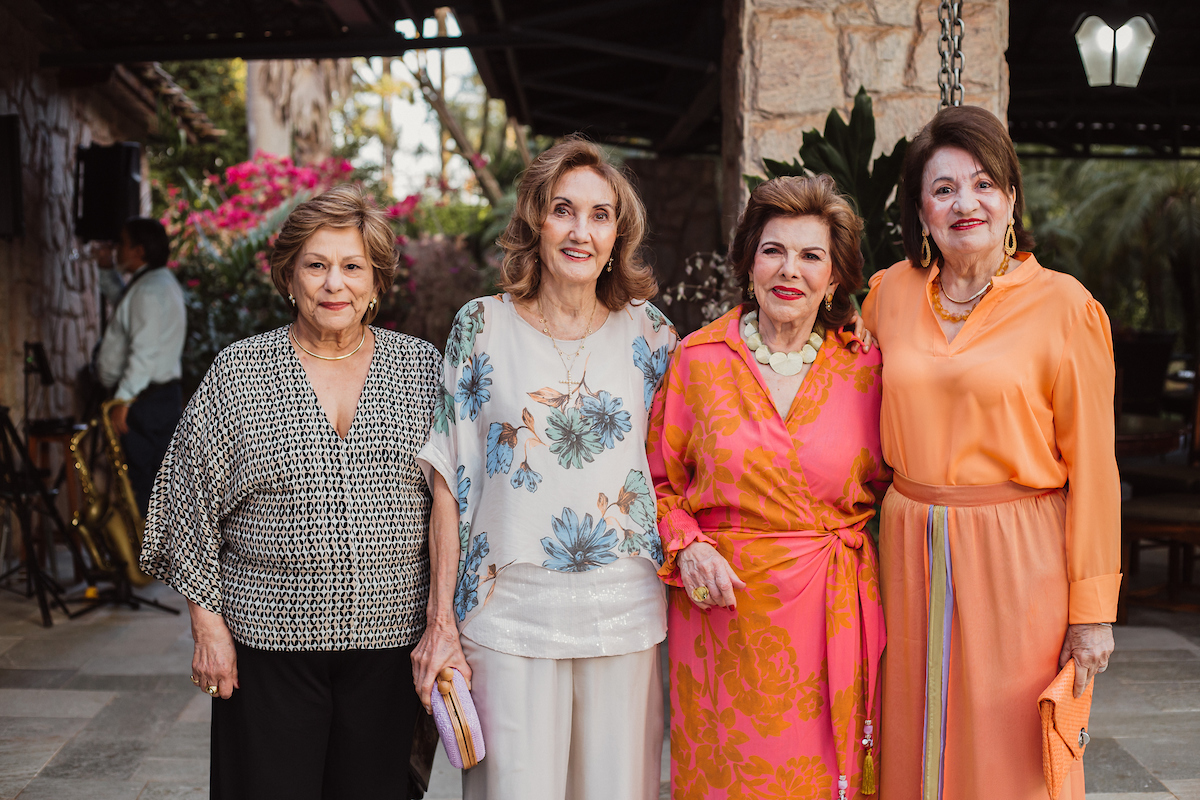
[{"x1": 0, "y1": 561, "x2": 1196, "y2": 799}]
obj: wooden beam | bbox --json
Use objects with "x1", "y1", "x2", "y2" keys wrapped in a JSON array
[
  {"x1": 39, "y1": 32, "x2": 548, "y2": 67},
  {"x1": 658, "y1": 74, "x2": 720, "y2": 152},
  {"x1": 522, "y1": 79, "x2": 683, "y2": 116}
]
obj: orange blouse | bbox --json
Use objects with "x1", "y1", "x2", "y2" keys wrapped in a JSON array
[{"x1": 862, "y1": 253, "x2": 1122, "y2": 622}]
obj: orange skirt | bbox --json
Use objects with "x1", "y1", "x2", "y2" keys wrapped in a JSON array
[{"x1": 878, "y1": 475, "x2": 1085, "y2": 800}]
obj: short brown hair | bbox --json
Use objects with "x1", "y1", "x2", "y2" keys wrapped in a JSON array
[
  {"x1": 727, "y1": 174, "x2": 865, "y2": 330},
  {"x1": 900, "y1": 105, "x2": 1034, "y2": 268},
  {"x1": 496, "y1": 136, "x2": 656, "y2": 310},
  {"x1": 269, "y1": 184, "x2": 398, "y2": 323}
]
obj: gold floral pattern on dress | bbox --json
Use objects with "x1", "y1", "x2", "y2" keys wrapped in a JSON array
[{"x1": 649, "y1": 307, "x2": 889, "y2": 799}]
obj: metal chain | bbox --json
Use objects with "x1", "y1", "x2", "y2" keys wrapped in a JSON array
[{"x1": 937, "y1": 0, "x2": 965, "y2": 107}]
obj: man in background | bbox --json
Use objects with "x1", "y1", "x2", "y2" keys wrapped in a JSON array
[{"x1": 95, "y1": 217, "x2": 186, "y2": 517}]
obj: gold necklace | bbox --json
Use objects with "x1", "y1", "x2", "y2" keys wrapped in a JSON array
[
  {"x1": 537, "y1": 295, "x2": 597, "y2": 394},
  {"x1": 930, "y1": 255, "x2": 1011, "y2": 323},
  {"x1": 290, "y1": 324, "x2": 367, "y2": 361}
]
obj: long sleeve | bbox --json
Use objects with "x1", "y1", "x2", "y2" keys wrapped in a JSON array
[
  {"x1": 1052, "y1": 299, "x2": 1123, "y2": 623},
  {"x1": 647, "y1": 347, "x2": 714, "y2": 586},
  {"x1": 95, "y1": 316, "x2": 129, "y2": 391},
  {"x1": 139, "y1": 355, "x2": 230, "y2": 613}
]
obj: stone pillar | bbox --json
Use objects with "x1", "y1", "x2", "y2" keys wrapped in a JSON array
[{"x1": 722, "y1": 0, "x2": 1009, "y2": 237}]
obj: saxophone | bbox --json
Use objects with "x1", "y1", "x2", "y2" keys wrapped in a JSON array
[
  {"x1": 68, "y1": 425, "x2": 112, "y2": 575},
  {"x1": 66, "y1": 401, "x2": 154, "y2": 588}
]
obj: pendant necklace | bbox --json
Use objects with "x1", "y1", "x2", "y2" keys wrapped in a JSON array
[
  {"x1": 290, "y1": 324, "x2": 367, "y2": 361},
  {"x1": 537, "y1": 295, "x2": 598, "y2": 393}
]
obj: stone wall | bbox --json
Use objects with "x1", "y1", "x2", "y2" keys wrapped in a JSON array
[
  {"x1": 0, "y1": 4, "x2": 151, "y2": 426},
  {"x1": 722, "y1": 0, "x2": 1009, "y2": 235}
]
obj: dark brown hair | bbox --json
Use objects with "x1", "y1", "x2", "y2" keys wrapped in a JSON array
[
  {"x1": 496, "y1": 136, "x2": 656, "y2": 310},
  {"x1": 269, "y1": 184, "x2": 398, "y2": 323},
  {"x1": 900, "y1": 105, "x2": 1035, "y2": 268},
  {"x1": 727, "y1": 174, "x2": 865, "y2": 330}
]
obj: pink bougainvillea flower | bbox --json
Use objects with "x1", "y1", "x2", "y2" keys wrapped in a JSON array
[{"x1": 386, "y1": 194, "x2": 420, "y2": 220}]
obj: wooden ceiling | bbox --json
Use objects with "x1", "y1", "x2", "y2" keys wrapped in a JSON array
[{"x1": 23, "y1": 0, "x2": 1200, "y2": 157}]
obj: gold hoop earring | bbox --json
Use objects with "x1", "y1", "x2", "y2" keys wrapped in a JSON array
[
  {"x1": 606, "y1": 256, "x2": 614, "y2": 273},
  {"x1": 920, "y1": 230, "x2": 932, "y2": 268},
  {"x1": 1004, "y1": 219, "x2": 1017, "y2": 257},
  {"x1": 288, "y1": 294, "x2": 296, "y2": 307}
]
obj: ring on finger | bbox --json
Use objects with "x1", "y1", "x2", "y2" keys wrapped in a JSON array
[
  {"x1": 205, "y1": 685, "x2": 218, "y2": 696},
  {"x1": 691, "y1": 585, "x2": 710, "y2": 602},
  {"x1": 190, "y1": 674, "x2": 200, "y2": 685}
]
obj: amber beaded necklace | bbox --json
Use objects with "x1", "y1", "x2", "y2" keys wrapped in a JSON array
[{"x1": 929, "y1": 255, "x2": 1011, "y2": 323}]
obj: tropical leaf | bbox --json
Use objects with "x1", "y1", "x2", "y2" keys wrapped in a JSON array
[{"x1": 747, "y1": 86, "x2": 907, "y2": 277}]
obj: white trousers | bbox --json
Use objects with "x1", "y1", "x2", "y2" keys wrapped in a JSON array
[{"x1": 460, "y1": 636, "x2": 663, "y2": 800}]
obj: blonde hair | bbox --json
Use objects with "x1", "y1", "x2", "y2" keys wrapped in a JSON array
[
  {"x1": 497, "y1": 136, "x2": 656, "y2": 310},
  {"x1": 728, "y1": 174, "x2": 865, "y2": 330},
  {"x1": 269, "y1": 184, "x2": 398, "y2": 323}
]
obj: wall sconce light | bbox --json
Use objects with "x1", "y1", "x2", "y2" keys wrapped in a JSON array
[{"x1": 1074, "y1": 13, "x2": 1157, "y2": 87}]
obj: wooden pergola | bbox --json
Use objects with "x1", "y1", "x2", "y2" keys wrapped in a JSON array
[{"x1": 22, "y1": 0, "x2": 1200, "y2": 157}]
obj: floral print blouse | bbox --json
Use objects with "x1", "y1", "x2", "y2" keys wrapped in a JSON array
[{"x1": 417, "y1": 294, "x2": 678, "y2": 634}]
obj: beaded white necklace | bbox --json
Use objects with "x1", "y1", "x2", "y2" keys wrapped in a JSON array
[{"x1": 741, "y1": 310, "x2": 823, "y2": 376}]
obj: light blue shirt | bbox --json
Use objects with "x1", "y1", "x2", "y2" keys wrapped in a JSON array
[{"x1": 96, "y1": 265, "x2": 186, "y2": 401}]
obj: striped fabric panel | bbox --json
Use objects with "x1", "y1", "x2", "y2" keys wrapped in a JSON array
[{"x1": 922, "y1": 505, "x2": 954, "y2": 800}]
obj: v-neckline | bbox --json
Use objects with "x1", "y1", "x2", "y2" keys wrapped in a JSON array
[
  {"x1": 286, "y1": 327, "x2": 379, "y2": 442},
  {"x1": 925, "y1": 254, "x2": 1034, "y2": 352},
  {"x1": 732, "y1": 314, "x2": 828, "y2": 427}
]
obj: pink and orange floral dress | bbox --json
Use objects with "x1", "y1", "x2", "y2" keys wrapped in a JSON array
[{"x1": 648, "y1": 307, "x2": 890, "y2": 800}]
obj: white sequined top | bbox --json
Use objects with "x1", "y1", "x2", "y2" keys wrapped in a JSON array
[{"x1": 417, "y1": 294, "x2": 677, "y2": 658}]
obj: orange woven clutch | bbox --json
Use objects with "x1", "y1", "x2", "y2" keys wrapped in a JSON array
[{"x1": 1037, "y1": 659, "x2": 1094, "y2": 800}]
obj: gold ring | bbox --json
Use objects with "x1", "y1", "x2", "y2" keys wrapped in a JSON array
[
  {"x1": 205, "y1": 685, "x2": 218, "y2": 696},
  {"x1": 691, "y1": 585, "x2": 710, "y2": 602},
  {"x1": 190, "y1": 675, "x2": 200, "y2": 685}
]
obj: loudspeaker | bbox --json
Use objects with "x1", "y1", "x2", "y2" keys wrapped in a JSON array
[
  {"x1": 74, "y1": 142, "x2": 141, "y2": 241},
  {"x1": 0, "y1": 115, "x2": 21, "y2": 239}
]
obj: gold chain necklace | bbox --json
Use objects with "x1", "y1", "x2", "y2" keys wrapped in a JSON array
[
  {"x1": 290, "y1": 324, "x2": 367, "y2": 361},
  {"x1": 537, "y1": 295, "x2": 597, "y2": 393},
  {"x1": 930, "y1": 255, "x2": 1011, "y2": 323}
]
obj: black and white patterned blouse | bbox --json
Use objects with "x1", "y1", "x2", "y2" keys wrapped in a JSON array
[{"x1": 140, "y1": 325, "x2": 441, "y2": 651}]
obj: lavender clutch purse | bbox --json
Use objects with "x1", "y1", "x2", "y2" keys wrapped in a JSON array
[{"x1": 430, "y1": 667, "x2": 484, "y2": 769}]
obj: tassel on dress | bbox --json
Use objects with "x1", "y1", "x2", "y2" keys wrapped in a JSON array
[{"x1": 861, "y1": 718, "x2": 877, "y2": 795}]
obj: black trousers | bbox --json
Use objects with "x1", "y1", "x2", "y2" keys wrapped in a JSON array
[
  {"x1": 211, "y1": 643, "x2": 420, "y2": 800},
  {"x1": 121, "y1": 380, "x2": 182, "y2": 517}
]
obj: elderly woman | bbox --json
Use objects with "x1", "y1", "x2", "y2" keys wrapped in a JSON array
[
  {"x1": 862, "y1": 106, "x2": 1120, "y2": 800},
  {"x1": 648, "y1": 174, "x2": 888, "y2": 800},
  {"x1": 140, "y1": 185, "x2": 441, "y2": 799},
  {"x1": 411, "y1": 137, "x2": 677, "y2": 800}
]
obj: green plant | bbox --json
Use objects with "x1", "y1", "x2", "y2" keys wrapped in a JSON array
[
  {"x1": 1025, "y1": 157, "x2": 1200, "y2": 350},
  {"x1": 747, "y1": 87, "x2": 908, "y2": 279}
]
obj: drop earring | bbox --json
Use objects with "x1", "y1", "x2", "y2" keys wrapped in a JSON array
[
  {"x1": 920, "y1": 230, "x2": 932, "y2": 268},
  {"x1": 1004, "y1": 219, "x2": 1017, "y2": 257},
  {"x1": 748, "y1": 284, "x2": 755, "y2": 300},
  {"x1": 368, "y1": 297, "x2": 377, "y2": 311},
  {"x1": 288, "y1": 294, "x2": 296, "y2": 307},
  {"x1": 825, "y1": 292, "x2": 833, "y2": 312}
]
